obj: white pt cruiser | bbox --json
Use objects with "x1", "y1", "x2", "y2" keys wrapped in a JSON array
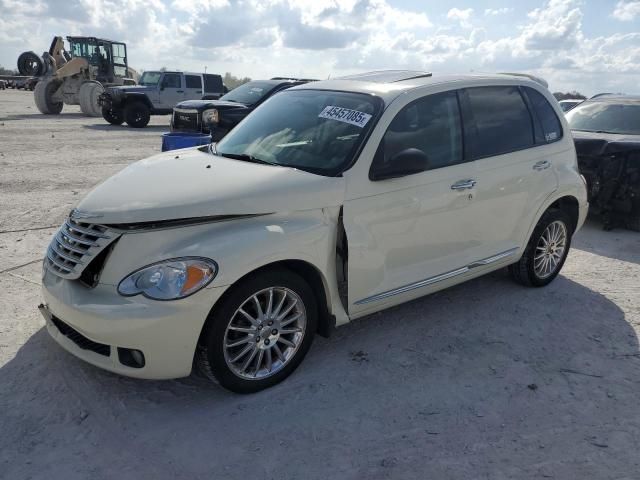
[{"x1": 40, "y1": 71, "x2": 588, "y2": 393}]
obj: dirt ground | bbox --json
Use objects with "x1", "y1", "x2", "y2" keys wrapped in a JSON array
[{"x1": 1, "y1": 89, "x2": 640, "y2": 480}]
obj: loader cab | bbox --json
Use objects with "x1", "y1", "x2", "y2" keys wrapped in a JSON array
[{"x1": 67, "y1": 36, "x2": 130, "y2": 83}]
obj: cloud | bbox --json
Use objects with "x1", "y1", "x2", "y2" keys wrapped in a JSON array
[
  {"x1": 484, "y1": 8, "x2": 513, "y2": 16},
  {"x1": 447, "y1": 7, "x2": 473, "y2": 28},
  {"x1": 0, "y1": 0, "x2": 638, "y2": 96},
  {"x1": 612, "y1": 0, "x2": 640, "y2": 20},
  {"x1": 522, "y1": 0, "x2": 583, "y2": 50}
]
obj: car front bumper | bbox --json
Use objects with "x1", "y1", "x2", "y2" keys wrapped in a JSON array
[{"x1": 41, "y1": 268, "x2": 224, "y2": 379}]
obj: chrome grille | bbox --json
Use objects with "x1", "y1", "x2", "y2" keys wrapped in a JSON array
[{"x1": 45, "y1": 217, "x2": 119, "y2": 280}]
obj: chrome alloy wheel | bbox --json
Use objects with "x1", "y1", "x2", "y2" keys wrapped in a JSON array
[
  {"x1": 534, "y1": 220, "x2": 568, "y2": 279},
  {"x1": 223, "y1": 287, "x2": 307, "y2": 380}
]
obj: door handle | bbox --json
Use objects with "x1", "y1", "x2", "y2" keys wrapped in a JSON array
[
  {"x1": 533, "y1": 160, "x2": 551, "y2": 171},
  {"x1": 451, "y1": 179, "x2": 477, "y2": 190},
  {"x1": 176, "y1": 90, "x2": 184, "y2": 93}
]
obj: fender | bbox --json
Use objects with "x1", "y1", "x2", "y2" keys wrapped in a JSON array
[
  {"x1": 522, "y1": 181, "x2": 588, "y2": 254},
  {"x1": 97, "y1": 209, "x2": 349, "y2": 325},
  {"x1": 123, "y1": 92, "x2": 154, "y2": 110}
]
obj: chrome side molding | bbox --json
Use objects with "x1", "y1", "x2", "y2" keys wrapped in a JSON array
[{"x1": 354, "y1": 247, "x2": 519, "y2": 305}]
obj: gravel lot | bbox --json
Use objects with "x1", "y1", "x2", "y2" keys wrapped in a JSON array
[{"x1": 1, "y1": 89, "x2": 640, "y2": 479}]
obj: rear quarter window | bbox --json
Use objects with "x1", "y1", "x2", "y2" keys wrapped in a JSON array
[
  {"x1": 464, "y1": 86, "x2": 534, "y2": 159},
  {"x1": 204, "y1": 74, "x2": 224, "y2": 93},
  {"x1": 524, "y1": 87, "x2": 563, "y2": 144}
]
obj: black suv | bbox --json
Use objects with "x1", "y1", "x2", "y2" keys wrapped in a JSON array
[
  {"x1": 171, "y1": 77, "x2": 315, "y2": 141},
  {"x1": 566, "y1": 94, "x2": 640, "y2": 230}
]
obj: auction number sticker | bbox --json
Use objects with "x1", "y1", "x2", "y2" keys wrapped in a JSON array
[{"x1": 318, "y1": 106, "x2": 372, "y2": 128}]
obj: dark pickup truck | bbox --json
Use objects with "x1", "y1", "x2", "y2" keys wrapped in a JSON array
[{"x1": 170, "y1": 77, "x2": 315, "y2": 141}]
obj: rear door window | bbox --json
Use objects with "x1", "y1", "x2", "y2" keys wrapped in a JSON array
[
  {"x1": 524, "y1": 87, "x2": 563, "y2": 143},
  {"x1": 464, "y1": 86, "x2": 535, "y2": 159},
  {"x1": 185, "y1": 75, "x2": 202, "y2": 89}
]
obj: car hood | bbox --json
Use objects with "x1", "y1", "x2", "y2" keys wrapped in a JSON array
[
  {"x1": 176, "y1": 100, "x2": 249, "y2": 111},
  {"x1": 572, "y1": 130, "x2": 640, "y2": 157},
  {"x1": 75, "y1": 147, "x2": 345, "y2": 225}
]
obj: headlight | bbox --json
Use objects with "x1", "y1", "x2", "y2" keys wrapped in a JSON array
[
  {"x1": 202, "y1": 108, "x2": 219, "y2": 124},
  {"x1": 118, "y1": 257, "x2": 217, "y2": 300}
]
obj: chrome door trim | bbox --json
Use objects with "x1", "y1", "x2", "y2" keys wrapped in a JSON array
[
  {"x1": 354, "y1": 247, "x2": 519, "y2": 306},
  {"x1": 450, "y1": 179, "x2": 477, "y2": 190}
]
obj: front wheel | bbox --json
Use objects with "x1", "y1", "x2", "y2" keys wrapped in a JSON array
[
  {"x1": 124, "y1": 101, "x2": 150, "y2": 128},
  {"x1": 509, "y1": 209, "x2": 573, "y2": 287},
  {"x1": 196, "y1": 269, "x2": 317, "y2": 393},
  {"x1": 102, "y1": 106, "x2": 124, "y2": 125}
]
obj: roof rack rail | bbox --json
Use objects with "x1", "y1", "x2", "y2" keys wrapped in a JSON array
[
  {"x1": 270, "y1": 77, "x2": 319, "y2": 82},
  {"x1": 499, "y1": 72, "x2": 548, "y2": 88}
]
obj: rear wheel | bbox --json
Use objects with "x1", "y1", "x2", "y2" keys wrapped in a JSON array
[
  {"x1": 509, "y1": 209, "x2": 572, "y2": 287},
  {"x1": 196, "y1": 269, "x2": 317, "y2": 393},
  {"x1": 34, "y1": 78, "x2": 63, "y2": 114},
  {"x1": 78, "y1": 82, "x2": 104, "y2": 117},
  {"x1": 101, "y1": 106, "x2": 124, "y2": 125},
  {"x1": 124, "y1": 101, "x2": 150, "y2": 128}
]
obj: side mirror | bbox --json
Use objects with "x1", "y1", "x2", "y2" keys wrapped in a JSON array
[{"x1": 370, "y1": 148, "x2": 430, "y2": 181}]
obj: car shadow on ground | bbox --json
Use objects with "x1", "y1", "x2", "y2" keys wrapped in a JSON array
[
  {"x1": 1, "y1": 271, "x2": 638, "y2": 479},
  {"x1": 0, "y1": 113, "x2": 92, "y2": 121},
  {"x1": 573, "y1": 219, "x2": 640, "y2": 264},
  {"x1": 82, "y1": 124, "x2": 170, "y2": 133}
]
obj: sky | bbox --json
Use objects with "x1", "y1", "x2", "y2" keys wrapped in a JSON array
[{"x1": 0, "y1": 0, "x2": 638, "y2": 95}]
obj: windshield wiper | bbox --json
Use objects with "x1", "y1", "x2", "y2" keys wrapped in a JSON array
[{"x1": 216, "y1": 152, "x2": 278, "y2": 166}]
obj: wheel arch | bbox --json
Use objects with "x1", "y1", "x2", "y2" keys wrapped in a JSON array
[
  {"x1": 124, "y1": 93, "x2": 153, "y2": 109},
  {"x1": 198, "y1": 259, "x2": 336, "y2": 351},
  {"x1": 547, "y1": 195, "x2": 580, "y2": 233},
  {"x1": 519, "y1": 192, "x2": 583, "y2": 262}
]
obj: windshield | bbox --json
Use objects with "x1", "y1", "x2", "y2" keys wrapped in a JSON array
[
  {"x1": 139, "y1": 72, "x2": 162, "y2": 86},
  {"x1": 567, "y1": 101, "x2": 640, "y2": 135},
  {"x1": 214, "y1": 89, "x2": 381, "y2": 176},
  {"x1": 220, "y1": 81, "x2": 279, "y2": 105}
]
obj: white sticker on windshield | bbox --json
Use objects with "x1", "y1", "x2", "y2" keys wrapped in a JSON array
[{"x1": 318, "y1": 106, "x2": 372, "y2": 128}]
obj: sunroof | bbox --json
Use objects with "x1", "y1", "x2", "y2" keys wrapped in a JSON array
[{"x1": 337, "y1": 70, "x2": 432, "y2": 84}]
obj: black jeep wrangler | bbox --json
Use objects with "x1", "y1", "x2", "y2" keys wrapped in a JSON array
[{"x1": 171, "y1": 78, "x2": 315, "y2": 141}]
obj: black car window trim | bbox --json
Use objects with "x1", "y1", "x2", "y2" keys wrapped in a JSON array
[
  {"x1": 369, "y1": 89, "x2": 468, "y2": 179},
  {"x1": 459, "y1": 85, "x2": 540, "y2": 161},
  {"x1": 521, "y1": 86, "x2": 564, "y2": 145}
]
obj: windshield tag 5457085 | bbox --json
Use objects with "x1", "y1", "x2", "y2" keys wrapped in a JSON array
[{"x1": 318, "y1": 106, "x2": 372, "y2": 128}]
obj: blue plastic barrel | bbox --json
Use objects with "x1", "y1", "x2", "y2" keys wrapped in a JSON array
[{"x1": 161, "y1": 132, "x2": 211, "y2": 152}]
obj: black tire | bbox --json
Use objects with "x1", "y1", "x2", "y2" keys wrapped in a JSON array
[
  {"x1": 509, "y1": 209, "x2": 573, "y2": 287},
  {"x1": 196, "y1": 268, "x2": 318, "y2": 393},
  {"x1": 124, "y1": 101, "x2": 150, "y2": 128},
  {"x1": 34, "y1": 78, "x2": 63, "y2": 114},
  {"x1": 17, "y1": 51, "x2": 43, "y2": 76},
  {"x1": 102, "y1": 106, "x2": 124, "y2": 125}
]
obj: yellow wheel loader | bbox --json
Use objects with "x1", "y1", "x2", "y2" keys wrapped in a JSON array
[{"x1": 19, "y1": 36, "x2": 138, "y2": 116}]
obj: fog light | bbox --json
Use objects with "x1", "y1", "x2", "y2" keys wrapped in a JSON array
[{"x1": 118, "y1": 347, "x2": 146, "y2": 368}]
